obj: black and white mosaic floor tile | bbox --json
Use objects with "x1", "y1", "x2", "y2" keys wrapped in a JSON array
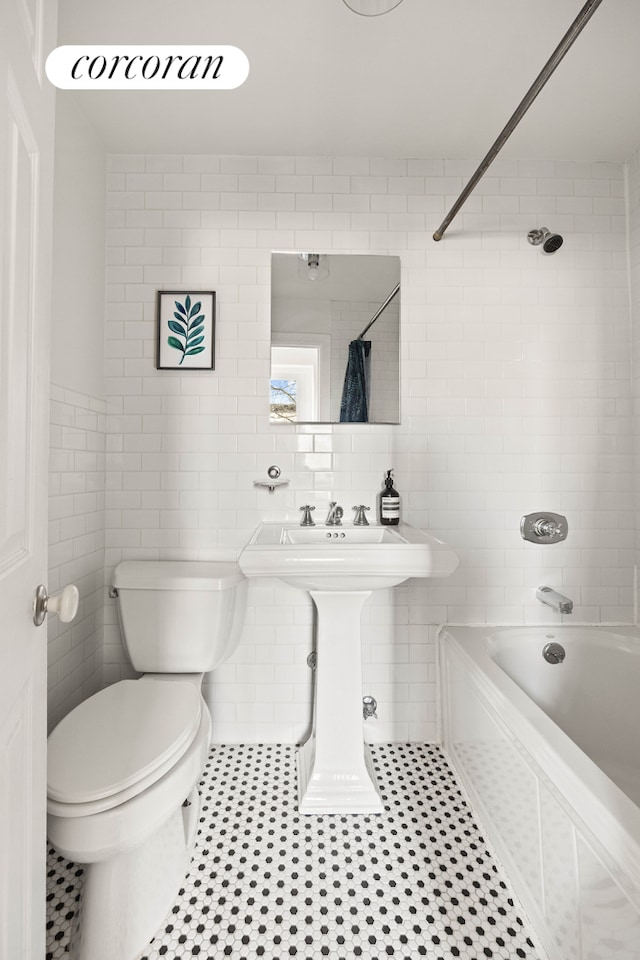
[
  {"x1": 46, "y1": 744, "x2": 542, "y2": 960},
  {"x1": 45, "y1": 851, "x2": 83, "y2": 958}
]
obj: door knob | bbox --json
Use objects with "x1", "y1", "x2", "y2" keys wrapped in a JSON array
[{"x1": 33, "y1": 584, "x2": 79, "y2": 627}]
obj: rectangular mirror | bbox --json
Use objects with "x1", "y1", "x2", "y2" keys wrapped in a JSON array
[{"x1": 270, "y1": 253, "x2": 400, "y2": 424}]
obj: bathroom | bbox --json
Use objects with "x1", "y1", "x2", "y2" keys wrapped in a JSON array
[{"x1": 2, "y1": 0, "x2": 640, "y2": 958}]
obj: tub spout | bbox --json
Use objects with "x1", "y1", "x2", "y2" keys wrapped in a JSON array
[{"x1": 536, "y1": 586, "x2": 573, "y2": 615}]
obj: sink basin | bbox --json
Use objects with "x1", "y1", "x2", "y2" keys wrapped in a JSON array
[
  {"x1": 284, "y1": 526, "x2": 399, "y2": 544},
  {"x1": 238, "y1": 519, "x2": 458, "y2": 815},
  {"x1": 239, "y1": 521, "x2": 459, "y2": 591}
]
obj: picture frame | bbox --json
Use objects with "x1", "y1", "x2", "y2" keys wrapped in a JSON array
[{"x1": 156, "y1": 290, "x2": 216, "y2": 370}]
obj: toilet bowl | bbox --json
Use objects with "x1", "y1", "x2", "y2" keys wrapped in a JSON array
[{"x1": 46, "y1": 561, "x2": 247, "y2": 960}]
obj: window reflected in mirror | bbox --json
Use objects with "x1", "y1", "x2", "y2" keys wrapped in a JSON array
[{"x1": 270, "y1": 377, "x2": 297, "y2": 423}]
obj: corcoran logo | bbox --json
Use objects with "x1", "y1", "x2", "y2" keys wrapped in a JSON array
[{"x1": 45, "y1": 45, "x2": 249, "y2": 90}]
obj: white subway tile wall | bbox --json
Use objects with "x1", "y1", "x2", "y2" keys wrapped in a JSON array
[
  {"x1": 48, "y1": 385, "x2": 106, "y2": 731},
  {"x1": 101, "y1": 154, "x2": 634, "y2": 744}
]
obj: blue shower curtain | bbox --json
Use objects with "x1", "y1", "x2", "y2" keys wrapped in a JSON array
[{"x1": 339, "y1": 339, "x2": 371, "y2": 422}]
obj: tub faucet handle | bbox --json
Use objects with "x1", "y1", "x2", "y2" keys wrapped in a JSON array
[{"x1": 535, "y1": 519, "x2": 561, "y2": 538}]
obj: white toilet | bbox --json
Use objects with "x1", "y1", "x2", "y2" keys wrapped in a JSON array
[{"x1": 47, "y1": 560, "x2": 247, "y2": 960}]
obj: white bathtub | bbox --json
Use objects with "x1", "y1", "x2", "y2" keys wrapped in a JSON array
[{"x1": 440, "y1": 625, "x2": 640, "y2": 960}]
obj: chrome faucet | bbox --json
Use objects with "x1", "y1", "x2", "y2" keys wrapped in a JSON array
[
  {"x1": 325, "y1": 502, "x2": 343, "y2": 526},
  {"x1": 536, "y1": 586, "x2": 573, "y2": 615}
]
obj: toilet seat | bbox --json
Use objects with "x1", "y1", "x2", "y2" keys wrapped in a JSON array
[{"x1": 47, "y1": 679, "x2": 202, "y2": 813}]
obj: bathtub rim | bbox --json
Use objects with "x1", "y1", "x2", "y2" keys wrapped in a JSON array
[
  {"x1": 484, "y1": 623, "x2": 640, "y2": 659},
  {"x1": 439, "y1": 624, "x2": 640, "y2": 902}
]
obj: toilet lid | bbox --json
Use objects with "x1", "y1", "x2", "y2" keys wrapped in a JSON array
[{"x1": 47, "y1": 680, "x2": 202, "y2": 804}]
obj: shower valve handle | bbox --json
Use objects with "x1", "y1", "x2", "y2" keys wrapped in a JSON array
[
  {"x1": 520, "y1": 511, "x2": 568, "y2": 544},
  {"x1": 534, "y1": 519, "x2": 561, "y2": 538}
]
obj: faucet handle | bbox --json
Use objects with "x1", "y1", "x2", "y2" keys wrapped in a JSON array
[
  {"x1": 300, "y1": 505, "x2": 316, "y2": 526},
  {"x1": 352, "y1": 505, "x2": 370, "y2": 526},
  {"x1": 534, "y1": 519, "x2": 561, "y2": 538}
]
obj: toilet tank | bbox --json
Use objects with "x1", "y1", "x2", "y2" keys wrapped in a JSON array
[{"x1": 112, "y1": 561, "x2": 248, "y2": 673}]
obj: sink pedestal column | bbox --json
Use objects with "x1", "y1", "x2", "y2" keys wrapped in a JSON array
[{"x1": 297, "y1": 590, "x2": 383, "y2": 815}]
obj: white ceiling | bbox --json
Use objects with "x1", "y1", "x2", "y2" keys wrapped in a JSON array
[
  {"x1": 58, "y1": 0, "x2": 640, "y2": 162},
  {"x1": 272, "y1": 253, "x2": 400, "y2": 303}
]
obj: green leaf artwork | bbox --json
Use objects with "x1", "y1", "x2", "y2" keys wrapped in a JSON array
[{"x1": 166, "y1": 295, "x2": 207, "y2": 365}]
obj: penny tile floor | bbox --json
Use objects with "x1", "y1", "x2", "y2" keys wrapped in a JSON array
[{"x1": 46, "y1": 743, "x2": 542, "y2": 960}]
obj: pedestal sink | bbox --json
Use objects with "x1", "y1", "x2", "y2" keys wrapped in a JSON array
[{"x1": 239, "y1": 521, "x2": 458, "y2": 814}]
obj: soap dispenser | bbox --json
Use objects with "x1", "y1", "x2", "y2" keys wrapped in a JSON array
[{"x1": 379, "y1": 469, "x2": 400, "y2": 526}]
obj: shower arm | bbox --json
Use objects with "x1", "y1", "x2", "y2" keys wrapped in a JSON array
[
  {"x1": 357, "y1": 283, "x2": 400, "y2": 339},
  {"x1": 432, "y1": 0, "x2": 605, "y2": 242}
]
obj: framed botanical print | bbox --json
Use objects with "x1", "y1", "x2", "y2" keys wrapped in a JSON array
[{"x1": 156, "y1": 291, "x2": 215, "y2": 369}]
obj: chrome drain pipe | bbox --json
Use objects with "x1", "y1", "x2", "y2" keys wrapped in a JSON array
[{"x1": 363, "y1": 695, "x2": 378, "y2": 720}]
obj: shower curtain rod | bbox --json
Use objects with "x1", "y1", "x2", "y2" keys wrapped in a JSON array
[
  {"x1": 357, "y1": 282, "x2": 400, "y2": 339},
  {"x1": 432, "y1": 0, "x2": 605, "y2": 242}
]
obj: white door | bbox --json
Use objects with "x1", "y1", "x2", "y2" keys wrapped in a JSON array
[{"x1": 0, "y1": 0, "x2": 57, "y2": 956}]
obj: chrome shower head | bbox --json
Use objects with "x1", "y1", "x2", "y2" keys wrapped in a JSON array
[{"x1": 527, "y1": 227, "x2": 563, "y2": 255}]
